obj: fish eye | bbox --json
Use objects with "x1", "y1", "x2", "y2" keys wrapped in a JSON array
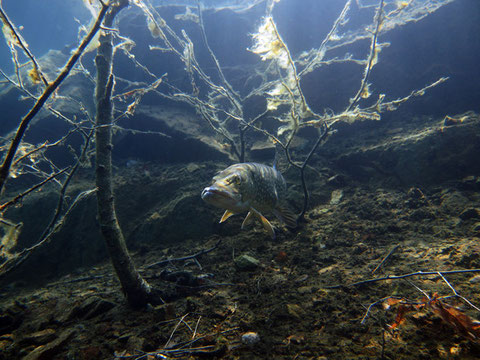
[{"x1": 227, "y1": 175, "x2": 240, "y2": 185}]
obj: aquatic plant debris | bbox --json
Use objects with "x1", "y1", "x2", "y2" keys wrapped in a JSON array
[{"x1": 386, "y1": 294, "x2": 480, "y2": 342}]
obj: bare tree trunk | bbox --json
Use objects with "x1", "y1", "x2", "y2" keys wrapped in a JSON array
[{"x1": 95, "y1": 0, "x2": 160, "y2": 308}]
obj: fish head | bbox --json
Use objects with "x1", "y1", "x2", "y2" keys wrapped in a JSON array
[{"x1": 201, "y1": 165, "x2": 249, "y2": 211}]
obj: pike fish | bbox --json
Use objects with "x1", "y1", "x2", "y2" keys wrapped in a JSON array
[{"x1": 201, "y1": 163, "x2": 297, "y2": 238}]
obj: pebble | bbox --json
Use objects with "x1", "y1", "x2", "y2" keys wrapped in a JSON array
[
  {"x1": 459, "y1": 208, "x2": 480, "y2": 220},
  {"x1": 235, "y1": 254, "x2": 260, "y2": 271},
  {"x1": 468, "y1": 275, "x2": 480, "y2": 284},
  {"x1": 286, "y1": 304, "x2": 305, "y2": 319},
  {"x1": 19, "y1": 328, "x2": 56, "y2": 346},
  {"x1": 330, "y1": 189, "x2": 343, "y2": 205},
  {"x1": 241, "y1": 331, "x2": 260, "y2": 345},
  {"x1": 22, "y1": 329, "x2": 75, "y2": 360},
  {"x1": 472, "y1": 222, "x2": 480, "y2": 233}
]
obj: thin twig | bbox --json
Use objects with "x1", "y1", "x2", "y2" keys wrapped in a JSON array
[
  {"x1": 437, "y1": 271, "x2": 480, "y2": 312},
  {"x1": 326, "y1": 269, "x2": 480, "y2": 289},
  {"x1": 46, "y1": 275, "x2": 107, "y2": 287},
  {"x1": 0, "y1": 6, "x2": 49, "y2": 86},
  {"x1": 346, "y1": 0, "x2": 384, "y2": 112},
  {"x1": 36, "y1": 129, "x2": 95, "y2": 244},
  {"x1": 192, "y1": 316, "x2": 201, "y2": 339},
  {"x1": 0, "y1": 189, "x2": 96, "y2": 278},
  {"x1": 144, "y1": 238, "x2": 221, "y2": 269},
  {"x1": 372, "y1": 245, "x2": 400, "y2": 275},
  {"x1": 361, "y1": 296, "x2": 399, "y2": 324},
  {"x1": 0, "y1": 167, "x2": 69, "y2": 212},
  {"x1": 165, "y1": 313, "x2": 189, "y2": 349}
]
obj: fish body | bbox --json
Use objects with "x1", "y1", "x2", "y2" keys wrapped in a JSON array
[{"x1": 201, "y1": 163, "x2": 297, "y2": 238}]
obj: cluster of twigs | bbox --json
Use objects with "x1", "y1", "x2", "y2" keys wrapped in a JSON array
[
  {"x1": 0, "y1": 0, "x2": 169, "y2": 279},
  {"x1": 386, "y1": 293, "x2": 480, "y2": 342},
  {"x1": 328, "y1": 267, "x2": 480, "y2": 350},
  {"x1": 114, "y1": 313, "x2": 239, "y2": 359},
  {"x1": 0, "y1": 1, "x2": 112, "y2": 277},
  {"x1": 122, "y1": 0, "x2": 452, "y2": 222}
]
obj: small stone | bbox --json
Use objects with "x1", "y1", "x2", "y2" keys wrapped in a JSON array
[
  {"x1": 295, "y1": 274, "x2": 309, "y2": 283},
  {"x1": 235, "y1": 254, "x2": 260, "y2": 271},
  {"x1": 468, "y1": 275, "x2": 480, "y2": 284},
  {"x1": 286, "y1": 304, "x2": 305, "y2": 319},
  {"x1": 22, "y1": 329, "x2": 75, "y2": 360},
  {"x1": 126, "y1": 336, "x2": 145, "y2": 353},
  {"x1": 19, "y1": 329, "x2": 56, "y2": 346},
  {"x1": 241, "y1": 331, "x2": 260, "y2": 345},
  {"x1": 0, "y1": 303, "x2": 26, "y2": 334},
  {"x1": 407, "y1": 187, "x2": 425, "y2": 200},
  {"x1": 459, "y1": 208, "x2": 480, "y2": 220},
  {"x1": 284, "y1": 334, "x2": 305, "y2": 345},
  {"x1": 472, "y1": 222, "x2": 480, "y2": 233},
  {"x1": 185, "y1": 163, "x2": 200, "y2": 172},
  {"x1": 409, "y1": 208, "x2": 435, "y2": 221},
  {"x1": 270, "y1": 273, "x2": 287, "y2": 285},
  {"x1": 330, "y1": 189, "x2": 343, "y2": 205},
  {"x1": 297, "y1": 286, "x2": 313, "y2": 295},
  {"x1": 461, "y1": 175, "x2": 476, "y2": 184},
  {"x1": 309, "y1": 208, "x2": 330, "y2": 220},
  {"x1": 64, "y1": 296, "x2": 116, "y2": 321},
  {"x1": 0, "y1": 333, "x2": 14, "y2": 351}
]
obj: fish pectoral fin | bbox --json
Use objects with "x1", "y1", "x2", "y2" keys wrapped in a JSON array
[
  {"x1": 273, "y1": 205, "x2": 298, "y2": 228},
  {"x1": 250, "y1": 208, "x2": 276, "y2": 239},
  {"x1": 241, "y1": 211, "x2": 255, "y2": 229},
  {"x1": 220, "y1": 210, "x2": 235, "y2": 223}
]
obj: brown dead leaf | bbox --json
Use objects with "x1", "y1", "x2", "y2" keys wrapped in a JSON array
[
  {"x1": 388, "y1": 304, "x2": 415, "y2": 330},
  {"x1": 429, "y1": 297, "x2": 480, "y2": 342},
  {"x1": 383, "y1": 297, "x2": 402, "y2": 310}
]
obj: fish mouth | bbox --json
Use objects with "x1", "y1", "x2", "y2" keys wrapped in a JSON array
[
  {"x1": 201, "y1": 186, "x2": 241, "y2": 210},
  {"x1": 201, "y1": 187, "x2": 233, "y2": 200}
]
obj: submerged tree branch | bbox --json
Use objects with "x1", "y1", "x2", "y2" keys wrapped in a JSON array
[
  {"x1": 326, "y1": 269, "x2": 480, "y2": 289},
  {"x1": 0, "y1": 189, "x2": 96, "y2": 279},
  {"x1": 0, "y1": 167, "x2": 69, "y2": 212},
  {"x1": 0, "y1": 1, "x2": 109, "y2": 194},
  {"x1": 0, "y1": 5, "x2": 48, "y2": 86}
]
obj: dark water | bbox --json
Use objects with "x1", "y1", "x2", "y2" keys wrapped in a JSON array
[
  {"x1": 1, "y1": 0, "x2": 479, "y2": 131},
  {"x1": 0, "y1": 0, "x2": 478, "y2": 269}
]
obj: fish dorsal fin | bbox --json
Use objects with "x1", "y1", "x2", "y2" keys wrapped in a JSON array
[
  {"x1": 220, "y1": 210, "x2": 235, "y2": 223},
  {"x1": 273, "y1": 205, "x2": 298, "y2": 228},
  {"x1": 241, "y1": 211, "x2": 255, "y2": 229},
  {"x1": 250, "y1": 207, "x2": 276, "y2": 239}
]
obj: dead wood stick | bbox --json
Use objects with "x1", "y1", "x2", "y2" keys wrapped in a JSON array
[
  {"x1": 360, "y1": 296, "x2": 401, "y2": 324},
  {"x1": 371, "y1": 244, "x2": 400, "y2": 275},
  {"x1": 326, "y1": 269, "x2": 480, "y2": 289},
  {"x1": 47, "y1": 274, "x2": 106, "y2": 287},
  {"x1": 437, "y1": 271, "x2": 480, "y2": 312},
  {"x1": 144, "y1": 238, "x2": 221, "y2": 269}
]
